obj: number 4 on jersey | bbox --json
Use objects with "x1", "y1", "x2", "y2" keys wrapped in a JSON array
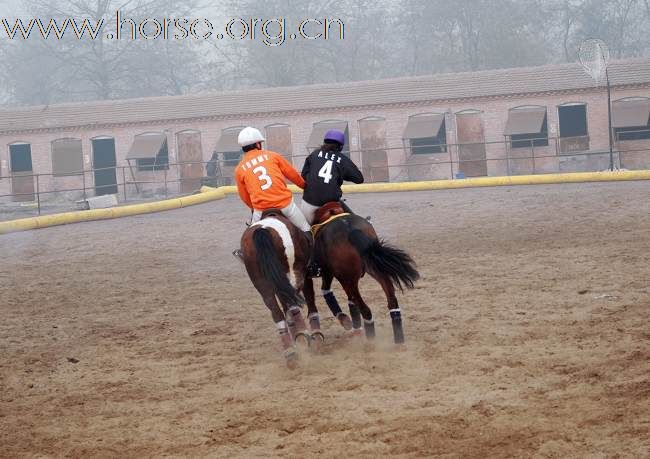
[{"x1": 318, "y1": 160, "x2": 333, "y2": 184}]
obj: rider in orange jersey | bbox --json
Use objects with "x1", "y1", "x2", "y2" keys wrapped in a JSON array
[
  {"x1": 232, "y1": 127, "x2": 317, "y2": 275},
  {"x1": 234, "y1": 127, "x2": 310, "y2": 229}
]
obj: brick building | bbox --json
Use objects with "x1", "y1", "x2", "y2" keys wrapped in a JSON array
[{"x1": 0, "y1": 58, "x2": 649, "y2": 202}]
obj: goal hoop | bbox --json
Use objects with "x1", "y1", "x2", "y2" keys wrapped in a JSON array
[{"x1": 578, "y1": 39, "x2": 610, "y2": 83}]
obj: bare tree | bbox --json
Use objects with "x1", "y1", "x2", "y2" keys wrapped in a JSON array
[{"x1": 1, "y1": 0, "x2": 213, "y2": 104}]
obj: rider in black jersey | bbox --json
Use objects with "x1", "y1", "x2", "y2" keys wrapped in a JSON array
[{"x1": 300, "y1": 129, "x2": 364, "y2": 224}]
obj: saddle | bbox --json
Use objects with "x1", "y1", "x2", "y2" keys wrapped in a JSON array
[
  {"x1": 260, "y1": 208, "x2": 284, "y2": 219},
  {"x1": 311, "y1": 202, "x2": 350, "y2": 237},
  {"x1": 313, "y1": 202, "x2": 346, "y2": 224}
]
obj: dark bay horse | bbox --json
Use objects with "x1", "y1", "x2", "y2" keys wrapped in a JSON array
[
  {"x1": 311, "y1": 203, "x2": 420, "y2": 345},
  {"x1": 239, "y1": 211, "x2": 348, "y2": 367}
]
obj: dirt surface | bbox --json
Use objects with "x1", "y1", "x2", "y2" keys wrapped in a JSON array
[{"x1": 1, "y1": 182, "x2": 649, "y2": 458}]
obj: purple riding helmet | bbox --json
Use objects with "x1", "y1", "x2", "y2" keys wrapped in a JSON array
[{"x1": 323, "y1": 129, "x2": 345, "y2": 145}]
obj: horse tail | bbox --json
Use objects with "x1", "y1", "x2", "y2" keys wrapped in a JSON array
[
  {"x1": 348, "y1": 229, "x2": 420, "y2": 292},
  {"x1": 252, "y1": 227, "x2": 304, "y2": 306}
]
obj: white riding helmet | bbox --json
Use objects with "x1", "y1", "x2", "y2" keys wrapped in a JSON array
[{"x1": 237, "y1": 127, "x2": 265, "y2": 147}]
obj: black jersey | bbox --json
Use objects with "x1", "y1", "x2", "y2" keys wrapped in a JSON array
[{"x1": 301, "y1": 149, "x2": 364, "y2": 206}]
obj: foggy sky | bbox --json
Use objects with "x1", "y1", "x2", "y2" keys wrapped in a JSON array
[{"x1": 0, "y1": 0, "x2": 649, "y2": 107}]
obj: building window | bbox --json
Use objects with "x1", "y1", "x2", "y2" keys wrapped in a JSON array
[
  {"x1": 126, "y1": 133, "x2": 169, "y2": 171},
  {"x1": 403, "y1": 113, "x2": 447, "y2": 154},
  {"x1": 51, "y1": 138, "x2": 83, "y2": 176},
  {"x1": 9, "y1": 143, "x2": 33, "y2": 172},
  {"x1": 136, "y1": 139, "x2": 169, "y2": 171},
  {"x1": 505, "y1": 106, "x2": 549, "y2": 149},
  {"x1": 222, "y1": 151, "x2": 242, "y2": 167},
  {"x1": 265, "y1": 123, "x2": 292, "y2": 160},
  {"x1": 214, "y1": 127, "x2": 245, "y2": 167},
  {"x1": 558, "y1": 104, "x2": 589, "y2": 153},
  {"x1": 559, "y1": 104, "x2": 588, "y2": 138},
  {"x1": 306, "y1": 120, "x2": 350, "y2": 157},
  {"x1": 358, "y1": 116, "x2": 389, "y2": 183},
  {"x1": 411, "y1": 134, "x2": 447, "y2": 154},
  {"x1": 612, "y1": 98, "x2": 650, "y2": 141},
  {"x1": 615, "y1": 127, "x2": 650, "y2": 141}
]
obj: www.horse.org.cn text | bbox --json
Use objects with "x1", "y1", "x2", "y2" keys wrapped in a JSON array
[{"x1": 1, "y1": 13, "x2": 346, "y2": 47}]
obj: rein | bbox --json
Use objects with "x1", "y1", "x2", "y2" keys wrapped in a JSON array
[{"x1": 311, "y1": 213, "x2": 350, "y2": 237}]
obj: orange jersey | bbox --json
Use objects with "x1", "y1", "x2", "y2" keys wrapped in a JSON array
[{"x1": 235, "y1": 149, "x2": 305, "y2": 210}]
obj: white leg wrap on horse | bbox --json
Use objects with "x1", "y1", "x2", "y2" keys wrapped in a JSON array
[
  {"x1": 321, "y1": 289, "x2": 333, "y2": 295},
  {"x1": 308, "y1": 312, "x2": 320, "y2": 320},
  {"x1": 364, "y1": 318, "x2": 374, "y2": 324},
  {"x1": 276, "y1": 320, "x2": 288, "y2": 331}
]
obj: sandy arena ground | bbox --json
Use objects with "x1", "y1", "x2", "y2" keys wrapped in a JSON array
[{"x1": 1, "y1": 182, "x2": 649, "y2": 458}]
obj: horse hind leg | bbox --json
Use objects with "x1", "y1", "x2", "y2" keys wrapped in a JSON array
[
  {"x1": 303, "y1": 276, "x2": 324, "y2": 352},
  {"x1": 321, "y1": 271, "x2": 352, "y2": 330},
  {"x1": 286, "y1": 305, "x2": 310, "y2": 351},
  {"x1": 341, "y1": 280, "x2": 375, "y2": 340},
  {"x1": 262, "y1": 291, "x2": 298, "y2": 368},
  {"x1": 374, "y1": 273, "x2": 405, "y2": 345}
]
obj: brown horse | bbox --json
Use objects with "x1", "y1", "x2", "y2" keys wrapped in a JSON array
[
  {"x1": 311, "y1": 203, "x2": 420, "y2": 345},
  {"x1": 239, "y1": 210, "x2": 351, "y2": 367}
]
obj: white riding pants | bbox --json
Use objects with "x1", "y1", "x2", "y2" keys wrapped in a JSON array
[
  {"x1": 252, "y1": 199, "x2": 311, "y2": 232},
  {"x1": 300, "y1": 200, "x2": 320, "y2": 225}
]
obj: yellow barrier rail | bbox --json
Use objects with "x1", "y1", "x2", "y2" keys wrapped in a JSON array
[
  {"x1": 0, "y1": 186, "x2": 226, "y2": 235},
  {"x1": 2, "y1": 170, "x2": 649, "y2": 235}
]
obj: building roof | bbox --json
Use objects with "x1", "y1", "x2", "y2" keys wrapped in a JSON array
[{"x1": 1, "y1": 58, "x2": 649, "y2": 134}]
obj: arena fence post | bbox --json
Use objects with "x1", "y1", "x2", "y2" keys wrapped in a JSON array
[
  {"x1": 532, "y1": 141, "x2": 536, "y2": 175},
  {"x1": 122, "y1": 167, "x2": 127, "y2": 202},
  {"x1": 36, "y1": 174, "x2": 41, "y2": 216},
  {"x1": 82, "y1": 169, "x2": 87, "y2": 200},
  {"x1": 449, "y1": 144, "x2": 454, "y2": 179}
]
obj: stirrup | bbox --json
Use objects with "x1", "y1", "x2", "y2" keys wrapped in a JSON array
[
  {"x1": 306, "y1": 263, "x2": 321, "y2": 278},
  {"x1": 232, "y1": 249, "x2": 244, "y2": 263}
]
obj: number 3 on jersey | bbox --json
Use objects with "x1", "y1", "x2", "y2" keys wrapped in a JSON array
[
  {"x1": 253, "y1": 166, "x2": 272, "y2": 190},
  {"x1": 318, "y1": 160, "x2": 333, "y2": 184}
]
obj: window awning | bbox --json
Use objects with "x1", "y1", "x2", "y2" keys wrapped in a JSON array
[
  {"x1": 306, "y1": 121, "x2": 348, "y2": 149},
  {"x1": 215, "y1": 128, "x2": 244, "y2": 152},
  {"x1": 403, "y1": 114, "x2": 444, "y2": 139},
  {"x1": 52, "y1": 139, "x2": 83, "y2": 174},
  {"x1": 612, "y1": 99, "x2": 650, "y2": 128},
  {"x1": 126, "y1": 134, "x2": 166, "y2": 159},
  {"x1": 504, "y1": 107, "x2": 547, "y2": 136}
]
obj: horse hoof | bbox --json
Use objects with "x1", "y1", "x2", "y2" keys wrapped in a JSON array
[
  {"x1": 351, "y1": 328, "x2": 363, "y2": 338},
  {"x1": 310, "y1": 332, "x2": 325, "y2": 353},
  {"x1": 284, "y1": 350, "x2": 299, "y2": 369},
  {"x1": 337, "y1": 314, "x2": 353, "y2": 331},
  {"x1": 294, "y1": 332, "x2": 311, "y2": 350}
]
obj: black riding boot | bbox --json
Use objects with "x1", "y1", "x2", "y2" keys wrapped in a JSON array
[{"x1": 304, "y1": 231, "x2": 321, "y2": 278}]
